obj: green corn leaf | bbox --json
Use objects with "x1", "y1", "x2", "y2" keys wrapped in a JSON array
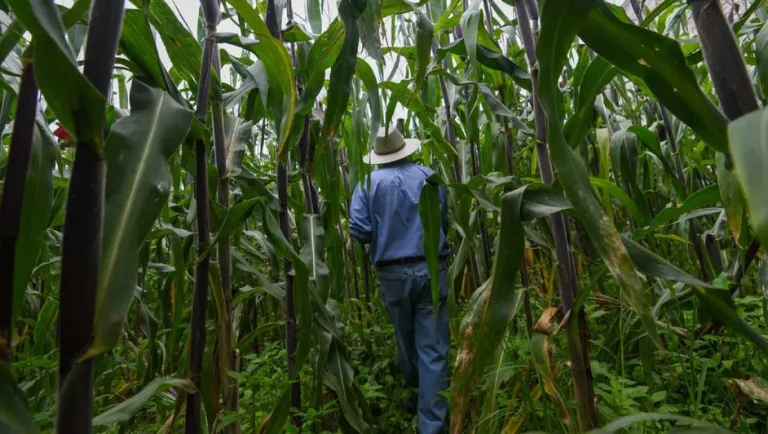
[
  {"x1": 237, "y1": 322, "x2": 284, "y2": 351},
  {"x1": 588, "y1": 412, "x2": 733, "y2": 434},
  {"x1": 578, "y1": 2, "x2": 728, "y2": 153},
  {"x1": 296, "y1": 19, "x2": 345, "y2": 117},
  {"x1": 317, "y1": 0, "x2": 366, "y2": 155},
  {"x1": 0, "y1": 364, "x2": 37, "y2": 434},
  {"x1": 537, "y1": 0, "x2": 660, "y2": 348},
  {"x1": 623, "y1": 236, "x2": 768, "y2": 357},
  {"x1": 589, "y1": 177, "x2": 642, "y2": 223},
  {"x1": 414, "y1": 10, "x2": 434, "y2": 93},
  {"x1": 531, "y1": 333, "x2": 574, "y2": 431},
  {"x1": 262, "y1": 207, "x2": 311, "y2": 375},
  {"x1": 136, "y1": 0, "x2": 202, "y2": 89},
  {"x1": 384, "y1": 80, "x2": 457, "y2": 159},
  {"x1": 633, "y1": 184, "x2": 720, "y2": 240},
  {"x1": 757, "y1": 23, "x2": 768, "y2": 102},
  {"x1": 431, "y1": 69, "x2": 514, "y2": 117},
  {"x1": 300, "y1": 214, "x2": 330, "y2": 301},
  {"x1": 11, "y1": 125, "x2": 54, "y2": 331},
  {"x1": 452, "y1": 186, "x2": 556, "y2": 428},
  {"x1": 119, "y1": 10, "x2": 180, "y2": 101},
  {"x1": 282, "y1": 22, "x2": 314, "y2": 42},
  {"x1": 438, "y1": 39, "x2": 531, "y2": 90},
  {"x1": 730, "y1": 107, "x2": 768, "y2": 250},
  {"x1": 325, "y1": 342, "x2": 371, "y2": 433},
  {"x1": 419, "y1": 174, "x2": 443, "y2": 315},
  {"x1": 355, "y1": 58, "x2": 381, "y2": 151},
  {"x1": 359, "y1": 0, "x2": 383, "y2": 62},
  {"x1": 308, "y1": 0, "x2": 322, "y2": 33},
  {"x1": 226, "y1": 0, "x2": 296, "y2": 162},
  {"x1": 8, "y1": 0, "x2": 105, "y2": 149},
  {"x1": 564, "y1": 56, "x2": 617, "y2": 148},
  {"x1": 92, "y1": 378, "x2": 196, "y2": 426},
  {"x1": 460, "y1": 0, "x2": 481, "y2": 73},
  {"x1": 87, "y1": 80, "x2": 193, "y2": 358},
  {"x1": 0, "y1": 18, "x2": 23, "y2": 68},
  {"x1": 716, "y1": 152, "x2": 751, "y2": 248},
  {"x1": 260, "y1": 387, "x2": 292, "y2": 434}
]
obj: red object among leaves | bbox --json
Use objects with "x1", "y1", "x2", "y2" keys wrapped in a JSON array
[{"x1": 53, "y1": 123, "x2": 71, "y2": 140}]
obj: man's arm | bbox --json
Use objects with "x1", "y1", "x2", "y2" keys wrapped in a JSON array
[{"x1": 349, "y1": 183, "x2": 373, "y2": 243}]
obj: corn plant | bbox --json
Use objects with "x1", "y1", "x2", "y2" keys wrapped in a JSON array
[{"x1": 1, "y1": 0, "x2": 768, "y2": 433}]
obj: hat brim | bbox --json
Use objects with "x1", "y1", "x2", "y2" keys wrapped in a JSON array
[{"x1": 363, "y1": 139, "x2": 421, "y2": 165}]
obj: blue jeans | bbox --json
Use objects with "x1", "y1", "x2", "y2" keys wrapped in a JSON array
[{"x1": 378, "y1": 261, "x2": 449, "y2": 434}]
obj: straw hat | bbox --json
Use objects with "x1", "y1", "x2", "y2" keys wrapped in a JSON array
[{"x1": 363, "y1": 127, "x2": 421, "y2": 165}]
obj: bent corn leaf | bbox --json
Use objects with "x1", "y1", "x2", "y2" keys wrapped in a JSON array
[
  {"x1": 88, "y1": 80, "x2": 193, "y2": 357},
  {"x1": 578, "y1": 3, "x2": 728, "y2": 153},
  {"x1": 92, "y1": 378, "x2": 196, "y2": 426},
  {"x1": 730, "y1": 107, "x2": 768, "y2": 250},
  {"x1": 537, "y1": 0, "x2": 660, "y2": 347},
  {"x1": 419, "y1": 174, "x2": 443, "y2": 314},
  {"x1": 8, "y1": 0, "x2": 105, "y2": 148}
]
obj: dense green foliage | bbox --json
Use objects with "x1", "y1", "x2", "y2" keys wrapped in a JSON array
[{"x1": 1, "y1": 0, "x2": 768, "y2": 433}]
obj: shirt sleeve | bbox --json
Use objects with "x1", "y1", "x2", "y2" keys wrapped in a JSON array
[{"x1": 350, "y1": 183, "x2": 372, "y2": 243}]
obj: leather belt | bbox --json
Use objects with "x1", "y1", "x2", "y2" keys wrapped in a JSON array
[
  {"x1": 376, "y1": 256, "x2": 426, "y2": 267},
  {"x1": 376, "y1": 256, "x2": 447, "y2": 268}
]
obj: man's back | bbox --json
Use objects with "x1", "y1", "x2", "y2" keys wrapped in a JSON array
[{"x1": 349, "y1": 161, "x2": 448, "y2": 265}]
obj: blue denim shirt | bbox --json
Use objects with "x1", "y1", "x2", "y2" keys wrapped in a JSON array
[{"x1": 350, "y1": 161, "x2": 449, "y2": 265}]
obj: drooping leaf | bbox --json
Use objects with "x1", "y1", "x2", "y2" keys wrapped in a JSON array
[
  {"x1": 87, "y1": 80, "x2": 193, "y2": 357},
  {"x1": 222, "y1": 59, "x2": 268, "y2": 110},
  {"x1": 92, "y1": 378, "x2": 196, "y2": 426},
  {"x1": 452, "y1": 186, "x2": 551, "y2": 428},
  {"x1": 307, "y1": 0, "x2": 322, "y2": 34},
  {"x1": 262, "y1": 208, "x2": 311, "y2": 372},
  {"x1": 358, "y1": 0, "x2": 383, "y2": 62},
  {"x1": 223, "y1": 114, "x2": 253, "y2": 177},
  {"x1": 420, "y1": 174, "x2": 443, "y2": 314},
  {"x1": 225, "y1": 0, "x2": 297, "y2": 162},
  {"x1": 588, "y1": 412, "x2": 733, "y2": 434},
  {"x1": 300, "y1": 214, "x2": 330, "y2": 301},
  {"x1": 729, "y1": 107, "x2": 768, "y2": 250},
  {"x1": 237, "y1": 321, "x2": 283, "y2": 351},
  {"x1": 355, "y1": 58, "x2": 381, "y2": 151},
  {"x1": 325, "y1": 341, "x2": 371, "y2": 433},
  {"x1": 439, "y1": 39, "x2": 531, "y2": 90},
  {"x1": 296, "y1": 19, "x2": 345, "y2": 117},
  {"x1": 414, "y1": 10, "x2": 434, "y2": 93},
  {"x1": 460, "y1": 0, "x2": 481, "y2": 73},
  {"x1": 8, "y1": 0, "x2": 105, "y2": 148},
  {"x1": 384, "y1": 80, "x2": 457, "y2": 159},
  {"x1": 0, "y1": 364, "x2": 37, "y2": 434},
  {"x1": 563, "y1": 56, "x2": 617, "y2": 147},
  {"x1": 119, "y1": 9, "x2": 181, "y2": 102},
  {"x1": 756, "y1": 23, "x2": 768, "y2": 107},
  {"x1": 578, "y1": 2, "x2": 729, "y2": 153},
  {"x1": 260, "y1": 387, "x2": 292, "y2": 434},
  {"x1": 282, "y1": 22, "x2": 314, "y2": 42},
  {"x1": 138, "y1": 0, "x2": 202, "y2": 88},
  {"x1": 715, "y1": 152, "x2": 750, "y2": 247},
  {"x1": 531, "y1": 333, "x2": 574, "y2": 430},
  {"x1": 537, "y1": 0, "x2": 660, "y2": 348},
  {"x1": 633, "y1": 184, "x2": 720, "y2": 240},
  {"x1": 316, "y1": 0, "x2": 366, "y2": 155},
  {"x1": 733, "y1": 377, "x2": 768, "y2": 406},
  {"x1": 431, "y1": 69, "x2": 514, "y2": 117},
  {"x1": 12, "y1": 125, "x2": 54, "y2": 329},
  {"x1": 623, "y1": 236, "x2": 768, "y2": 356}
]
